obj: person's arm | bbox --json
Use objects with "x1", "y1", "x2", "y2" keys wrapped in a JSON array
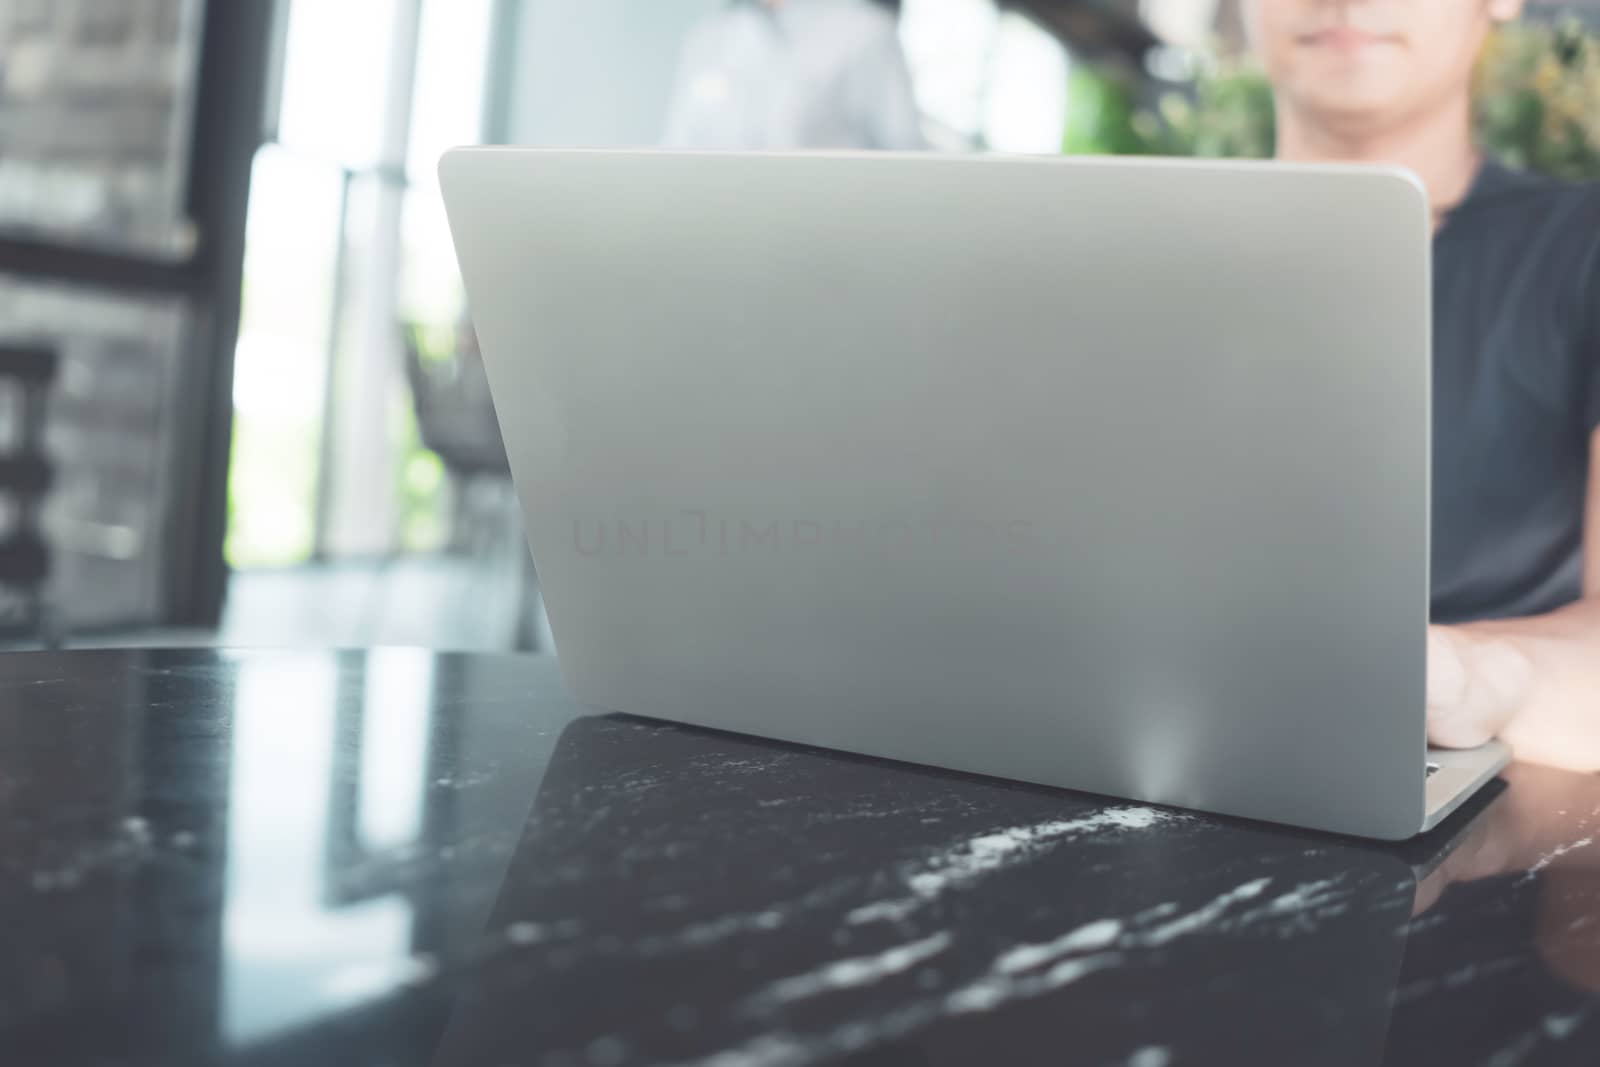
[{"x1": 1427, "y1": 428, "x2": 1600, "y2": 768}]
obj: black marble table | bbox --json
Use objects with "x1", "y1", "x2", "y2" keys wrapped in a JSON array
[{"x1": 2, "y1": 649, "x2": 1599, "y2": 1067}]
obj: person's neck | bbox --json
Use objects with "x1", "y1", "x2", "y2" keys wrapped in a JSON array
[{"x1": 1276, "y1": 97, "x2": 1482, "y2": 226}]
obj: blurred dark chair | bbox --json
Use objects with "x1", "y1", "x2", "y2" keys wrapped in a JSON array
[
  {"x1": 0, "y1": 344, "x2": 59, "y2": 644},
  {"x1": 400, "y1": 325, "x2": 542, "y2": 649},
  {"x1": 401, "y1": 323, "x2": 514, "y2": 553},
  {"x1": 401, "y1": 325, "x2": 509, "y2": 485}
]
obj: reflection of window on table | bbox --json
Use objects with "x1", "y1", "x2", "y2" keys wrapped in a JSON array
[
  {"x1": 222, "y1": 651, "x2": 442, "y2": 1046},
  {"x1": 229, "y1": 0, "x2": 498, "y2": 568},
  {"x1": 326, "y1": 649, "x2": 440, "y2": 905}
]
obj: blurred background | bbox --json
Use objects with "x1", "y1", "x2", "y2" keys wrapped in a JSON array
[{"x1": 0, "y1": 0, "x2": 1594, "y2": 652}]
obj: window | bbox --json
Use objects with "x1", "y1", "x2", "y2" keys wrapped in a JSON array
[{"x1": 229, "y1": 0, "x2": 494, "y2": 567}]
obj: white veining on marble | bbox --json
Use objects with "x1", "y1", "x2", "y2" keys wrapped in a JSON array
[
  {"x1": 430, "y1": 768, "x2": 498, "y2": 790},
  {"x1": 495, "y1": 917, "x2": 580, "y2": 955},
  {"x1": 847, "y1": 805, "x2": 1181, "y2": 925},
  {"x1": 1128, "y1": 1047, "x2": 1173, "y2": 1067},
  {"x1": 944, "y1": 951, "x2": 1123, "y2": 1014},
  {"x1": 1232, "y1": 875, "x2": 1353, "y2": 932},
  {"x1": 1408, "y1": 912, "x2": 1448, "y2": 933},
  {"x1": 585, "y1": 1035, "x2": 629, "y2": 1066},
  {"x1": 806, "y1": 805, "x2": 944, "y2": 826},
  {"x1": 933, "y1": 874, "x2": 1283, "y2": 1021},
  {"x1": 1520, "y1": 836, "x2": 1595, "y2": 883},
  {"x1": 505, "y1": 921, "x2": 545, "y2": 946},
  {"x1": 659, "y1": 909, "x2": 788, "y2": 950},
  {"x1": 1394, "y1": 957, "x2": 1524, "y2": 1003},
  {"x1": 711, "y1": 864, "x2": 1292, "y2": 1062},
  {"x1": 642, "y1": 877, "x2": 871, "y2": 955},
  {"x1": 28, "y1": 815, "x2": 159, "y2": 892},
  {"x1": 757, "y1": 932, "x2": 952, "y2": 1005},
  {"x1": 1542, "y1": 1010, "x2": 1587, "y2": 1040},
  {"x1": 708, "y1": 863, "x2": 1295, "y2": 1065},
  {"x1": 1485, "y1": 1029, "x2": 1541, "y2": 1067},
  {"x1": 845, "y1": 899, "x2": 920, "y2": 925},
  {"x1": 674, "y1": 1002, "x2": 945, "y2": 1067},
  {"x1": 689, "y1": 753, "x2": 796, "y2": 775},
  {"x1": 1137, "y1": 878, "x2": 1272, "y2": 946},
  {"x1": 661, "y1": 860, "x2": 1360, "y2": 1067},
  {"x1": 994, "y1": 919, "x2": 1124, "y2": 974},
  {"x1": 0, "y1": 676, "x2": 70, "y2": 688},
  {"x1": 1263, "y1": 877, "x2": 1342, "y2": 912},
  {"x1": 682, "y1": 1033, "x2": 821, "y2": 1067},
  {"x1": 673, "y1": 1033, "x2": 809, "y2": 1067}
]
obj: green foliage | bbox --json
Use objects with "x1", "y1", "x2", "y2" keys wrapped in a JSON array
[
  {"x1": 1074, "y1": 20, "x2": 1600, "y2": 180},
  {"x1": 1062, "y1": 66, "x2": 1150, "y2": 155},
  {"x1": 1474, "y1": 20, "x2": 1600, "y2": 180},
  {"x1": 1134, "y1": 59, "x2": 1275, "y2": 159}
]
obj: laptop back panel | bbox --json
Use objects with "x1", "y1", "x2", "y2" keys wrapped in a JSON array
[{"x1": 441, "y1": 150, "x2": 1431, "y2": 838}]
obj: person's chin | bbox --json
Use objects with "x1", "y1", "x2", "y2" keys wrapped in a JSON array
[{"x1": 1289, "y1": 84, "x2": 1410, "y2": 136}]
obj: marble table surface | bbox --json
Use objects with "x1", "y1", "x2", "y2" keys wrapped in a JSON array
[{"x1": 1, "y1": 648, "x2": 1598, "y2": 1066}]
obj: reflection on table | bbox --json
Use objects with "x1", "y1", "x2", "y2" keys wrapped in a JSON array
[{"x1": 2, "y1": 649, "x2": 1598, "y2": 1066}]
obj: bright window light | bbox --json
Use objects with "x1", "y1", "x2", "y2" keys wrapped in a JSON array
[
  {"x1": 900, "y1": 0, "x2": 1001, "y2": 138},
  {"x1": 981, "y1": 13, "x2": 1071, "y2": 154}
]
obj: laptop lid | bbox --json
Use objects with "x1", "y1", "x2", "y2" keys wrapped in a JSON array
[{"x1": 439, "y1": 149, "x2": 1432, "y2": 839}]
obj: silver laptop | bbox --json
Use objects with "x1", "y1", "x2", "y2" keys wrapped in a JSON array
[{"x1": 439, "y1": 149, "x2": 1509, "y2": 840}]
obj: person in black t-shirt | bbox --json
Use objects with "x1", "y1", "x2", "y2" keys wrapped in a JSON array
[{"x1": 1246, "y1": 0, "x2": 1600, "y2": 768}]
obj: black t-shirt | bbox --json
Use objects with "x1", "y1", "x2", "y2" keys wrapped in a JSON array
[{"x1": 1430, "y1": 162, "x2": 1600, "y2": 624}]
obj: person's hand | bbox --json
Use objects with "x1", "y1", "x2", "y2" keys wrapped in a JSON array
[{"x1": 1427, "y1": 625, "x2": 1533, "y2": 749}]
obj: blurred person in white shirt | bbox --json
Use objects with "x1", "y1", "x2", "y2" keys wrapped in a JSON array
[{"x1": 663, "y1": 0, "x2": 927, "y2": 150}]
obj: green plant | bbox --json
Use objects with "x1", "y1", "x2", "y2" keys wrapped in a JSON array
[
  {"x1": 1474, "y1": 19, "x2": 1600, "y2": 179},
  {"x1": 1135, "y1": 58, "x2": 1275, "y2": 159},
  {"x1": 1096, "y1": 19, "x2": 1600, "y2": 180},
  {"x1": 1061, "y1": 66, "x2": 1150, "y2": 155}
]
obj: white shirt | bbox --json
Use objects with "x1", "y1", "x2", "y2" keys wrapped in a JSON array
[{"x1": 663, "y1": 0, "x2": 926, "y2": 151}]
